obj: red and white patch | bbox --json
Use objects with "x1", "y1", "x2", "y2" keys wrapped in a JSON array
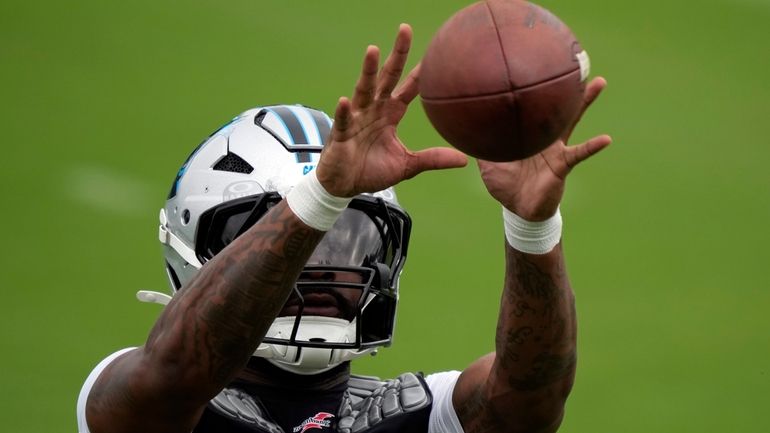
[{"x1": 292, "y1": 412, "x2": 335, "y2": 433}]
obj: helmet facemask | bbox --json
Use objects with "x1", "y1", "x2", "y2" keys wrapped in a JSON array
[{"x1": 194, "y1": 192, "x2": 411, "y2": 374}]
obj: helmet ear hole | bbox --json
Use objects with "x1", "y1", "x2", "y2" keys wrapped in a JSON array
[{"x1": 181, "y1": 209, "x2": 191, "y2": 225}]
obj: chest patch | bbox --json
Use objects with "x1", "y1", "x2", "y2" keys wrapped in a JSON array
[{"x1": 292, "y1": 412, "x2": 334, "y2": 432}]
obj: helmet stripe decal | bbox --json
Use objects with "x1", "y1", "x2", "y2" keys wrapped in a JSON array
[
  {"x1": 269, "y1": 106, "x2": 309, "y2": 145},
  {"x1": 296, "y1": 152, "x2": 312, "y2": 163},
  {"x1": 308, "y1": 108, "x2": 332, "y2": 146},
  {"x1": 268, "y1": 106, "x2": 315, "y2": 163},
  {"x1": 256, "y1": 106, "x2": 324, "y2": 164}
]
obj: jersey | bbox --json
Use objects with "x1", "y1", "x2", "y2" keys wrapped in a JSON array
[{"x1": 77, "y1": 348, "x2": 464, "y2": 433}]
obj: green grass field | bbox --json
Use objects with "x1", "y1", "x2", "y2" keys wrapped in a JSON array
[{"x1": 2, "y1": 0, "x2": 769, "y2": 431}]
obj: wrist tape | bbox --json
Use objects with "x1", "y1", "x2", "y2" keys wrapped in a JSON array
[
  {"x1": 286, "y1": 171, "x2": 352, "y2": 231},
  {"x1": 502, "y1": 206, "x2": 562, "y2": 254}
]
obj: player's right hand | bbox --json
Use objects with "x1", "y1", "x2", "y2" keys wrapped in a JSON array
[
  {"x1": 478, "y1": 77, "x2": 612, "y2": 221},
  {"x1": 316, "y1": 24, "x2": 467, "y2": 198}
]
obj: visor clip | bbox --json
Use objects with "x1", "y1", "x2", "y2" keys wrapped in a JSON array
[{"x1": 372, "y1": 263, "x2": 391, "y2": 290}]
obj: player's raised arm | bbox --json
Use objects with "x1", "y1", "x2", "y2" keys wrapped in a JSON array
[
  {"x1": 83, "y1": 24, "x2": 466, "y2": 433},
  {"x1": 86, "y1": 199, "x2": 327, "y2": 433},
  {"x1": 451, "y1": 78, "x2": 611, "y2": 433}
]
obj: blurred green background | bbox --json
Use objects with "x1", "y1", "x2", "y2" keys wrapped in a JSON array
[{"x1": 2, "y1": 0, "x2": 769, "y2": 431}]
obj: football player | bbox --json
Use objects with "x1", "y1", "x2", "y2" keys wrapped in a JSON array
[{"x1": 77, "y1": 24, "x2": 610, "y2": 433}]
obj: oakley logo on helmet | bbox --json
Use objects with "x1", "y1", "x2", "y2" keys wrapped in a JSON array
[{"x1": 223, "y1": 181, "x2": 264, "y2": 201}]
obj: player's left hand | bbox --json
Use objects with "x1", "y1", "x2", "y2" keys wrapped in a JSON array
[
  {"x1": 316, "y1": 24, "x2": 467, "y2": 198},
  {"x1": 478, "y1": 77, "x2": 612, "y2": 221}
]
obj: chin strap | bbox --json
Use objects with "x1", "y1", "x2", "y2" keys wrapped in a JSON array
[
  {"x1": 257, "y1": 345, "x2": 377, "y2": 376},
  {"x1": 136, "y1": 290, "x2": 172, "y2": 305},
  {"x1": 255, "y1": 316, "x2": 376, "y2": 375},
  {"x1": 158, "y1": 208, "x2": 202, "y2": 269}
]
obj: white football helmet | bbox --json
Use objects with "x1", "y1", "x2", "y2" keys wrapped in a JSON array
[{"x1": 140, "y1": 105, "x2": 412, "y2": 375}]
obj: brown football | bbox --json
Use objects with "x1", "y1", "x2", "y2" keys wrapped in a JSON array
[{"x1": 419, "y1": 0, "x2": 590, "y2": 161}]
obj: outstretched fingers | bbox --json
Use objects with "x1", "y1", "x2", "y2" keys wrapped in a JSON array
[
  {"x1": 402, "y1": 147, "x2": 468, "y2": 179},
  {"x1": 351, "y1": 46, "x2": 380, "y2": 110},
  {"x1": 393, "y1": 63, "x2": 420, "y2": 105},
  {"x1": 331, "y1": 97, "x2": 354, "y2": 142},
  {"x1": 377, "y1": 24, "x2": 413, "y2": 98},
  {"x1": 563, "y1": 134, "x2": 612, "y2": 170}
]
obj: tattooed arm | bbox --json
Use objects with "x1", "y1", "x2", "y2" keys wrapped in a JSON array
[
  {"x1": 452, "y1": 78, "x2": 611, "y2": 433},
  {"x1": 453, "y1": 244, "x2": 576, "y2": 433},
  {"x1": 86, "y1": 201, "x2": 326, "y2": 433},
  {"x1": 83, "y1": 24, "x2": 466, "y2": 433}
]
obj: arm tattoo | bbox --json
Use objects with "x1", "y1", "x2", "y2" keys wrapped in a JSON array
[
  {"x1": 145, "y1": 200, "x2": 325, "y2": 395},
  {"x1": 455, "y1": 242, "x2": 578, "y2": 433},
  {"x1": 455, "y1": 385, "x2": 505, "y2": 433},
  {"x1": 508, "y1": 351, "x2": 577, "y2": 391},
  {"x1": 496, "y1": 242, "x2": 577, "y2": 392},
  {"x1": 504, "y1": 245, "x2": 562, "y2": 302}
]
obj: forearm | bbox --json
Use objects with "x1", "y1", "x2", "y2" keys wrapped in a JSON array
[
  {"x1": 86, "y1": 201, "x2": 324, "y2": 433},
  {"x1": 490, "y1": 242, "x2": 577, "y2": 423},
  {"x1": 144, "y1": 200, "x2": 325, "y2": 397},
  {"x1": 453, "y1": 241, "x2": 576, "y2": 433},
  {"x1": 459, "y1": 69, "x2": 608, "y2": 433}
]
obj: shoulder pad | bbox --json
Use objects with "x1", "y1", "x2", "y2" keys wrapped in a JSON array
[
  {"x1": 338, "y1": 372, "x2": 432, "y2": 433},
  {"x1": 208, "y1": 387, "x2": 282, "y2": 433}
]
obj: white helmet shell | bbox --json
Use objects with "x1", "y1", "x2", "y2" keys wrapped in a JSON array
[{"x1": 152, "y1": 105, "x2": 409, "y2": 375}]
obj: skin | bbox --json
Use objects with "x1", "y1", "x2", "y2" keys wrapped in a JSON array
[
  {"x1": 280, "y1": 270, "x2": 365, "y2": 320},
  {"x1": 84, "y1": 23, "x2": 611, "y2": 433},
  {"x1": 453, "y1": 78, "x2": 611, "y2": 433}
]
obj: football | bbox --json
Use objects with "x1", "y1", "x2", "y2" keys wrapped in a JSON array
[{"x1": 419, "y1": 0, "x2": 591, "y2": 161}]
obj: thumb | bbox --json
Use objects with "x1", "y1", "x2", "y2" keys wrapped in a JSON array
[
  {"x1": 565, "y1": 134, "x2": 612, "y2": 169},
  {"x1": 403, "y1": 147, "x2": 468, "y2": 179}
]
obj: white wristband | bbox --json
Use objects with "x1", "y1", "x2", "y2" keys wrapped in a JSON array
[
  {"x1": 502, "y1": 206, "x2": 563, "y2": 254},
  {"x1": 286, "y1": 171, "x2": 352, "y2": 231}
]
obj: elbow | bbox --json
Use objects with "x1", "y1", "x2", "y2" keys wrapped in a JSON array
[
  {"x1": 484, "y1": 372, "x2": 575, "y2": 433},
  {"x1": 134, "y1": 344, "x2": 217, "y2": 406},
  {"x1": 488, "y1": 392, "x2": 568, "y2": 433}
]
